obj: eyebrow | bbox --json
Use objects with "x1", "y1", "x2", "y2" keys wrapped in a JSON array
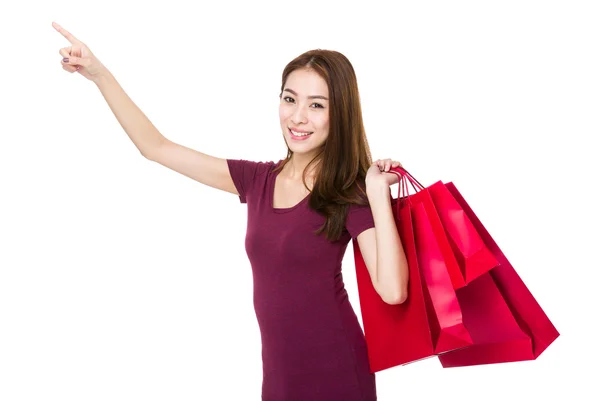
[{"x1": 283, "y1": 88, "x2": 329, "y2": 101}]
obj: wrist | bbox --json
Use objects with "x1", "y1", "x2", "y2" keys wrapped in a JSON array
[
  {"x1": 366, "y1": 180, "x2": 390, "y2": 199},
  {"x1": 93, "y1": 69, "x2": 115, "y2": 87}
]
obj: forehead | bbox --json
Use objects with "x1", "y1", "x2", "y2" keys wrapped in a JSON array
[{"x1": 284, "y1": 69, "x2": 328, "y2": 96}]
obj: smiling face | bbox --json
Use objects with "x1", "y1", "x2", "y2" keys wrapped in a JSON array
[{"x1": 279, "y1": 68, "x2": 330, "y2": 157}]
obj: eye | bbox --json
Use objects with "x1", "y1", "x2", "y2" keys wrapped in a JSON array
[{"x1": 283, "y1": 96, "x2": 324, "y2": 109}]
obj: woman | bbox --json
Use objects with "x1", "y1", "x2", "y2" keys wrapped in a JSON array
[{"x1": 53, "y1": 21, "x2": 409, "y2": 401}]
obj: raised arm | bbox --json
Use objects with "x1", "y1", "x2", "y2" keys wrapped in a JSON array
[
  {"x1": 53, "y1": 22, "x2": 239, "y2": 197},
  {"x1": 95, "y1": 73, "x2": 237, "y2": 195}
]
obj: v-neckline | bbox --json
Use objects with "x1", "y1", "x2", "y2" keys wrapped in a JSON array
[{"x1": 270, "y1": 160, "x2": 311, "y2": 214}]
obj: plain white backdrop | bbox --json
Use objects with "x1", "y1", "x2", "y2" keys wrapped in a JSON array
[{"x1": 1, "y1": 1, "x2": 598, "y2": 400}]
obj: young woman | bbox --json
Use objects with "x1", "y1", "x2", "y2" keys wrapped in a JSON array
[{"x1": 53, "y1": 21, "x2": 409, "y2": 401}]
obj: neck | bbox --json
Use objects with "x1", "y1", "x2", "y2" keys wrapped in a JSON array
[{"x1": 284, "y1": 154, "x2": 320, "y2": 181}]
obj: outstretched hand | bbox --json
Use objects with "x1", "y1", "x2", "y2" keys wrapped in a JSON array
[{"x1": 52, "y1": 21, "x2": 109, "y2": 83}]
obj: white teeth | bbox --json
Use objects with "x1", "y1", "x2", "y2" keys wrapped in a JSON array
[{"x1": 290, "y1": 129, "x2": 312, "y2": 137}]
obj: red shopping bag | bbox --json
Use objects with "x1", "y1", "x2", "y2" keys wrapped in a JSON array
[
  {"x1": 438, "y1": 272, "x2": 534, "y2": 367},
  {"x1": 353, "y1": 195, "x2": 432, "y2": 372},
  {"x1": 394, "y1": 172, "x2": 466, "y2": 290},
  {"x1": 353, "y1": 172, "x2": 470, "y2": 373},
  {"x1": 400, "y1": 169, "x2": 499, "y2": 286},
  {"x1": 437, "y1": 183, "x2": 560, "y2": 367}
]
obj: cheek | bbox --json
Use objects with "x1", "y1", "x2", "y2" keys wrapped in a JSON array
[
  {"x1": 316, "y1": 116, "x2": 329, "y2": 132},
  {"x1": 279, "y1": 106, "x2": 291, "y2": 122}
]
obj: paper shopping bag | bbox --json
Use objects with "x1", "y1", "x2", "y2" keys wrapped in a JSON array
[
  {"x1": 437, "y1": 183, "x2": 560, "y2": 367},
  {"x1": 437, "y1": 272, "x2": 534, "y2": 367},
  {"x1": 399, "y1": 168, "x2": 499, "y2": 287},
  {"x1": 428, "y1": 181, "x2": 499, "y2": 283},
  {"x1": 353, "y1": 196, "x2": 433, "y2": 372},
  {"x1": 395, "y1": 171, "x2": 466, "y2": 290}
]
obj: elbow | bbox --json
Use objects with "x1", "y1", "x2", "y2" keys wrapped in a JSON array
[
  {"x1": 141, "y1": 147, "x2": 157, "y2": 161},
  {"x1": 378, "y1": 260, "x2": 410, "y2": 305},
  {"x1": 386, "y1": 262, "x2": 410, "y2": 305},
  {"x1": 384, "y1": 286, "x2": 408, "y2": 305}
]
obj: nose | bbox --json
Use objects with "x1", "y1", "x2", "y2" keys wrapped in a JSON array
[{"x1": 291, "y1": 103, "x2": 308, "y2": 125}]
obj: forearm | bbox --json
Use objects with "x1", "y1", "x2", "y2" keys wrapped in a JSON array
[
  {"x1": 367, "y1": 184, "x2": 409, "y2": 303},
  {"x1": 94, "y1": 71, "x2": 165, "y2": 157}
]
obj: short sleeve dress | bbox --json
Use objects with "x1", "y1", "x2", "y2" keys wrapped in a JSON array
[{"x1": 226, "y1": 158, "x2": 377, "y2": 401}]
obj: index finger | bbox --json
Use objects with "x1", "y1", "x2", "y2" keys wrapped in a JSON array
[{"x1": 52, "y1": 22, "x2": 81, "y2": 44}]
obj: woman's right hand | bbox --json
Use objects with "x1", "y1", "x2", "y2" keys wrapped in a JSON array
[{"x1": 52, "y1": 21, "x2": 110, "y2": 84}]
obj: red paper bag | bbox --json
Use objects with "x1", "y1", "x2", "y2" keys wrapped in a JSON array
[
  {"x1": 399, "y1": 169, "x2": 499, "y2": 286},
  {"x1": 437, "y1": 182, "x2": 560, "y2": 367},
  {"x1": 396, "y1": 172, "x2": 466, "y2": 290},
  {"x1": 353, "y1": 197, "x2": 433, "y2": 372},
  {"x1": 428, "y1": 181, "x2": 499, "y2": 283},
  {"x1": 438, "y1": 272, "x2": 534, "y2": 367}
]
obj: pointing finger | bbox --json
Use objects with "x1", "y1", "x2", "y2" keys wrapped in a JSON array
[{"x1": 52, "y1": 22, "x2": 81, "y2": 45}]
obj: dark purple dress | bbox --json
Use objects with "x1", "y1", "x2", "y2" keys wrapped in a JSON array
[{"x1": 227, "y1": 158, "x2": 377, "y2": 401}]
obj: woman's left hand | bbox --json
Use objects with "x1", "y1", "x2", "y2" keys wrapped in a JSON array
[{"x1": 366, "y1": 158, "x2": 403, "y2": 188}]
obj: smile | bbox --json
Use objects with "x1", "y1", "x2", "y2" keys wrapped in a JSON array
[{"x1": 289, "y1": 128, "x2": 313, "y2": 137}]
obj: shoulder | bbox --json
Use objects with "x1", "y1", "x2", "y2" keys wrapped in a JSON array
[
  {"x1": 226, "y1": 158, "x2": 278, "y2": 203},
  {"x1": 226, "y1": 158, "x2": 277, "y2": 176}
]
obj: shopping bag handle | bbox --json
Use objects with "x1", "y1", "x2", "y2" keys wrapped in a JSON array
[
  {"x1": 386, "y1": 169, "x2": 411, "y2": 215},
  {"x1": 386, "y1": 167, "x2": 424, "y2": 194},
  {"x1": 393, "y1": 167, "x2": 424, "y2": 190},
  {"x1": 385, "y1": 167, "x2": 426, "y2": 215}
]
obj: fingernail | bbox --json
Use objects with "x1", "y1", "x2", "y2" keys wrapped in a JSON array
[{"x1": 63, "y1": 57, "x2": 69, "y2": 62}]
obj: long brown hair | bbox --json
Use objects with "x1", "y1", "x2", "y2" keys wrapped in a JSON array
[{"x1": 274, "y1": 49, "x2": 374, "y2": 243}]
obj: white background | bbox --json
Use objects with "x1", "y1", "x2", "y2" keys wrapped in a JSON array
[{"x1": 1, "y1": 1, "x2": 598, "y2": 400}]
